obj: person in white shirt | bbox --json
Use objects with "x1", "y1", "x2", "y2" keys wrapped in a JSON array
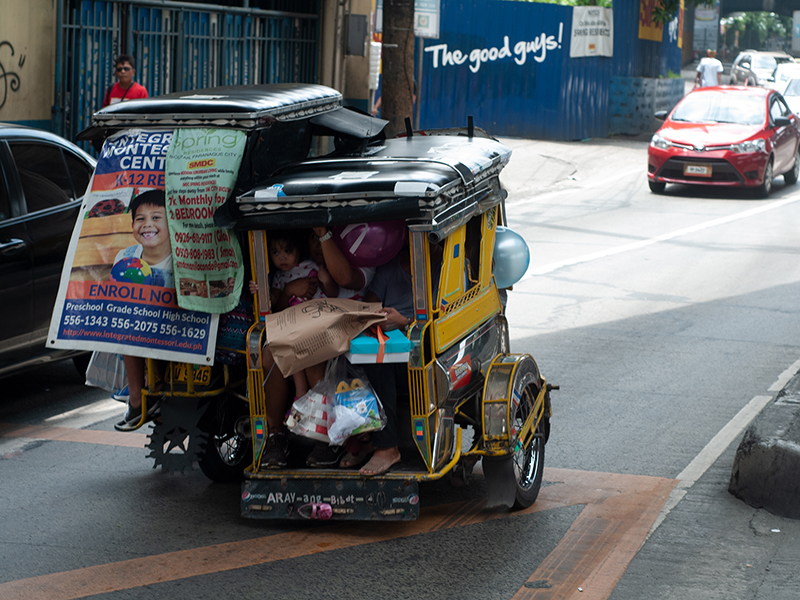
[{"x1": 695, "y1": 49, "x2": 724, "y2": 88}]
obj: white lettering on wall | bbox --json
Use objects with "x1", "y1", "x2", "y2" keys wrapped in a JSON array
[{"x1": 425, "y1": 24, "x2": 564, "y2": 73}]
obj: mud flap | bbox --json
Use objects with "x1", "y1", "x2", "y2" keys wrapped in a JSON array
[{"x1": 482, "y1": 456, "x2": 516, "y2": 509}]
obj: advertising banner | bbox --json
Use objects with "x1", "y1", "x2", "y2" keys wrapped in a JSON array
[
  {"x1": 693, "y1": 1, "x2": 719, "y2": 52},
  {"x1": 570, "y1": 6, "x2": 613, "y2": 58},
  {"x1": 47, "y1": 129, "x2": 220, "y2": 364},
  {"x1": 164, "y1": 129, "x2": 246, "y2": 314}
]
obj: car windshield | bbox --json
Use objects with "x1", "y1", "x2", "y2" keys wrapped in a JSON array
[
  {"x1": 753, "y1": 55, "x2": 779, "y2": 69},
  {"x1": 671, "y1": 92, "x2": 765, "y2": 125},
  {"x1": 785, "y1": 80, "x2": 800, "y2": 97}
]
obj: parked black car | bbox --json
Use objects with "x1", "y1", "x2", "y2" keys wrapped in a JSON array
[{"x1": 0, "y1": 124, "x2": 96, "y2": 378}]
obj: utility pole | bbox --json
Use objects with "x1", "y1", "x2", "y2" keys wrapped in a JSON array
[{"x1": 380, "y1": 0, "x2": 415, "y2": 137}]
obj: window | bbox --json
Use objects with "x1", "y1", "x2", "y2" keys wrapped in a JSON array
[
  {"x1": 9, "y1": 142, "x2": 72, "y2": 213},
  {"x1": 63, "y1": 151, "x2": 93, "y2": 197},
  {"x1": 0, "y1": 163, "x2": 10, "y2": 221}
]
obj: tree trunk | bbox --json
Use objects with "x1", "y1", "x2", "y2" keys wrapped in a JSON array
[{"x1": 381, "y1": 0, "x2": 415, "y2": 137}]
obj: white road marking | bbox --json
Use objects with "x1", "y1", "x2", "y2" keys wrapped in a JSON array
[
  {"x1": 519, "y1": 195, "x2": 800, "y2": 281},
  {"x1": 1, "y1": 398, "x2": 124, "y2": 457},
  {"x1": 648, "y1": 358, "x2": 796, "y2": 538}
]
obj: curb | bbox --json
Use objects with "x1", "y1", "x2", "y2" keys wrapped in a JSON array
[{"x1": 729, "y1": 371, "x2": 800, "y2": 519}]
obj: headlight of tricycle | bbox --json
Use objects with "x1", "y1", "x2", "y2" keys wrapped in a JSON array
[
  {"x1": 730, "y1": 138, "x2": 766, "y2": 154},
  {"x1": 650, "y1": 133, "x2": 672, "y2": 150},
  {"x1": 483, "y1": 401, "x2": 509, "y2": 438}
]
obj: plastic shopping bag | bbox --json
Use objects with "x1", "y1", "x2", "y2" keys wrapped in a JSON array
[
  {"x1": 285, "y1": 384, "x2": 333, "y2": 443},
  {"x1": 327, "y1": 358, "x2": 386, "y2": 445},
  {"x1": 85, "y1": 351, "x2": 127, "y2": 392}
]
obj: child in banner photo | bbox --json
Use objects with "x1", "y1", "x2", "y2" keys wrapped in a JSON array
[
  {"x1": 113, "y1": 189, "x2": 174, "y2": 431},
  {"x1": 111, "y1": 190, "x2": 174, "y2": 288},
  {"x1": 249, "y1": 231, "x2": 338, "y2": 398}
]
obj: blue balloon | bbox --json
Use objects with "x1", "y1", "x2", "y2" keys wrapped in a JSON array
[{"x1": 493, "y1": 226, "x2": 530, "y2": 289}]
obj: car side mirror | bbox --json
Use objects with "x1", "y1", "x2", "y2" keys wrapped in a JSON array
[
  {"x1": 654, "y1": 110, "x2": 668, "y2": 121},
  {"x1": 774, "y1": 116, "x2": 791, "y2": 128}
]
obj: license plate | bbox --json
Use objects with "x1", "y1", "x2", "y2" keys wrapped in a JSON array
[
  {"x1": 684, "y1": 163, "x2": 712, "y2": 177},
  {"x1": 173, "y1": 364, "x2": 211, "y2": 385}
]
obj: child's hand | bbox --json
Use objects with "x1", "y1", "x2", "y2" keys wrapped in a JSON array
[
  {"x1": 248, "y1": 280, "x2": 258, "y2": 295},
  {"x1": 284, "y1": 277, "x2": 318, "y2": 299}
]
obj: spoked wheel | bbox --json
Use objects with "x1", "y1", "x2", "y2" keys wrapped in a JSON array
[
  {"x1": 198, "y1": 395, "x2": 252, "y2": 483},
  {"x1": 510, "y1": 384, "x2": 545, "y2": 509},
  {"x1": 482, "y1": 383, "x2": 546, "y2": 510}
]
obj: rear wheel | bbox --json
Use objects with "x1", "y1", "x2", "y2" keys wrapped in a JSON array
[
  {"x1": 783, "y1": 149, "x2": 800, "y2": 185},
  {"x1": 198, "y1": 395, "x2": 252, "y2": 482},
  {"x1": 755, "y1": 158, "x2": 774, "y2": 198},
  {"x1": 648, "y1": 180, "x2": 666, "y2": 194}
]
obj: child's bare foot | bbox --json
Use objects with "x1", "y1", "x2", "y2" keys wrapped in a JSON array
[{"x1": 359, "y1": 447, "x2": 401, "y2": 476}]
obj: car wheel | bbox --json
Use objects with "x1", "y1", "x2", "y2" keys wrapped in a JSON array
[
  {"x1": 756, "y1": 158, "x2": 774, "y2": 198},
  {"x1": 784, "y1": 149, "x2": 800, "y2": 185},
  {"x1": 72, "y1": 353, "x2": 91, "y2": 378},
  {"x1": 648, "y1": 180, "x2": 666, "y2": 194}
]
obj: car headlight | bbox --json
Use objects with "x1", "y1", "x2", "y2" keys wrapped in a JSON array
[
  {"x1": 730, "y1": 138, "x2": 766, "y2": 153},
  {"x1": 650, "y1": 133, "x2": 672, "y2": 150}
]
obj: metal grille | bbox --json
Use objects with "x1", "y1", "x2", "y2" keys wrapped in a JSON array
[{"x1": 56, "y1": 0, "x2": 320, "y2": 151}]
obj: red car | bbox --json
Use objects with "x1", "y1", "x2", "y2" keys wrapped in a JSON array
[{"x1": 647, "y1": 86, "x2": 800, "y2": 197}]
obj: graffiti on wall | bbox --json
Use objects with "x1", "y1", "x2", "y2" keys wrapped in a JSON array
[
  {"x1": 424, "y1": 25, "x2": 564, "y2": 73},
  {"x1": 0, "y1": 41, "x2": 23, "y2": 110}
]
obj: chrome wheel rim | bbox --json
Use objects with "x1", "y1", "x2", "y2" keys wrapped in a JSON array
[{"x1": 512, "y1": 387, "x2": 541, "y2": 492}]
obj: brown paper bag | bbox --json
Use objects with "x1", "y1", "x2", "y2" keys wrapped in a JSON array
[{"x1": 265, "y1": 298, "x2": 387, "y2": 376}]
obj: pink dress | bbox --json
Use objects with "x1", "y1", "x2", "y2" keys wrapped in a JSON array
[{"x1": 272, "y1": 259, "x2": 324, "y2": 306}]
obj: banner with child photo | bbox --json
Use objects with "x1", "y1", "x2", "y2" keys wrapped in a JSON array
[{"x1": 47, "y1": 128, "x2": 244, "y2": 364}]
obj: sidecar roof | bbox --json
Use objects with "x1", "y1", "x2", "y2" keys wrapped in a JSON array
[{"x1": 218, "y1": 130, "x2": 512, "y2": 238}]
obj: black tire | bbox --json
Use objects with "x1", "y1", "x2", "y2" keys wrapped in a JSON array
[
  {"x1": 72, "y1": 353, "x2": 91, "y2": 378},
  {"x1": 784, "y1": 149, "x2": 800, "y2": 185},
  {"x1": 198, "y1": 395, "x2": 252, "y2": 483},
  {"x1": 648, "y1": 180, "x2": 666, "y2": 194},
  {"x1": 511, "y1": 385, "x2": 546, "y2": 509},
  {"x1": 755, "y1": 158, "x2": 774, "y2": 198}
]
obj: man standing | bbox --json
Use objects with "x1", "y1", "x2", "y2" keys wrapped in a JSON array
[
  {"x1": 102, "y1": 55, "x2": 149, "y2": 107},
  {"x1": 695, "y1": 49, "x2": 724, "y2": 88}
]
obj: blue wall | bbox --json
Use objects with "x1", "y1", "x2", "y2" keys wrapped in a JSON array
[{"x1": 418, "y1": 0, "x2": 682, "y2": 140}]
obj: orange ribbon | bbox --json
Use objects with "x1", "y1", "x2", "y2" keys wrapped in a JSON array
[{"x1": 366, "y1": 324, "x2": 389, "y2": 363}]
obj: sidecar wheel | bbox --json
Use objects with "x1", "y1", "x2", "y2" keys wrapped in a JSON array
[
  {"x1": 483, "y1": 383, "x2": 545, "y2": 510},
  {"x1": 509, "y1": 382, "x2": 545, "y2": 508},
  {"x1": 198, "y1": 395, "x2": 252, "y2": 483}
]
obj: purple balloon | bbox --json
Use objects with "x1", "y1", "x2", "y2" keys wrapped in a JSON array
[{"x1": 332, "y1": 220, "x2": 407, "y2": 267}]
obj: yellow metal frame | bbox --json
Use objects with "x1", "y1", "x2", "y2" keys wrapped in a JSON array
[{"x1": 242, "y1": 203, "x2": 520, "y2": 480}]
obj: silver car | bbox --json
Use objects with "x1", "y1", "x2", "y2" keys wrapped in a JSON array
[{"x1": 730, "y1": 50, "x2": 794, "y2": 87}]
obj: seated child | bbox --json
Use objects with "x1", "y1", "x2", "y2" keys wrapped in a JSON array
[
  {"x1": 249, "y1": 232, "x2": 338, "y2": 399},
  {"x1": 113, "y1": 189, "x2": 172, "y2": 431}
]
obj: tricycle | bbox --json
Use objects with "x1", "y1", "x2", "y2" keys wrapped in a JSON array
[{"x1": 59, "y1": 83, "x2": 553, "y2": 519}]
